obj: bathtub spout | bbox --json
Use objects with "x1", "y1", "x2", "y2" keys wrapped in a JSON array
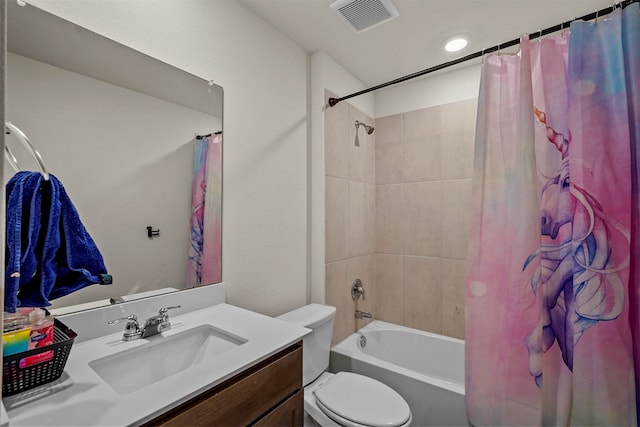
[{"x1": 355, "y1": 310, "x2": 373, "y2": 320}]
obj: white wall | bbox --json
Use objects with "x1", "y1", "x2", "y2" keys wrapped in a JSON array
[
  {"x1": 314, "y1": 52, "x2": 375, "y2": 118},
  {"x1": 375, "y1": 63, "x2": 481, "y2": 118},
  {"x1": 309, "y1": 51, "x2": 374, "y2": 304},
  {"x1": 27, "y1": 0, "x2": 309, "y2": 316}
]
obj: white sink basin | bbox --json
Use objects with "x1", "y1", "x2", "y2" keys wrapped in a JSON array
[{"x1": 89, "y1": 325, "x2": 247, "y2": 395}]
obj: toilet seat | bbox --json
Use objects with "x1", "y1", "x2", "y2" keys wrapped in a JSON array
[{"x1": 312, "y1": 372, "x2": 411, "y2": 427}]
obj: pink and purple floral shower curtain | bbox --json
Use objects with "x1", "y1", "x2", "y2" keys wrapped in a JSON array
[{"x1": 466, "y1": 5, "x2": 640, "y2": 426}]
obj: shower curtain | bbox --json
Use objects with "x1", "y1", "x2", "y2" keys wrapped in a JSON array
[
  {"x1": 466, "y1": 5, "x2": 639, "y2": 426},
  {"x1": 187, "y1": 133, "x2": 222, "y2": 287}
]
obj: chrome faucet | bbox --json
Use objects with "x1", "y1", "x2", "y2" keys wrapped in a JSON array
[
  {"x1": 141, "y1": 305, "x2": 181, "y2": 338},
  {"x1": 108, "y1": 305, "x2": 181, "y2": 341},
  {"x1": 355, "y1": 310, "x2": 373, "y2": 320}
]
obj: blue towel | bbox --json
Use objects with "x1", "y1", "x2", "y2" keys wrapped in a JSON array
[
  {"x1": 5, "y1": 172, "x2": 44, "y2": 312},
  {"x1": 4, "y1": 172, "x2": 110, "y2": 312},
  {"x1": 48, "y1": 178, "x2": 110, "y2": 300}
]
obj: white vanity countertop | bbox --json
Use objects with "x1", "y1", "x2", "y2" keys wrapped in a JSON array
[{"x1": 3, "y1": 303, "x2": 309, "y2": 426}]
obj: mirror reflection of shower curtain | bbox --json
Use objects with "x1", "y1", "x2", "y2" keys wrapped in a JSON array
[{"x1": 187, "y1": 133, "x2": 222, "y2": 287}]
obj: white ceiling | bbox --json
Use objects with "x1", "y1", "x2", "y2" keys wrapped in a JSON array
[{"x1": 240, "y1": 0, "x2": 616, "y2": 86}]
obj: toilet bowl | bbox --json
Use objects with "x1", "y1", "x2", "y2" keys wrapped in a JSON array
[{"x1": 277, "y1": 304, "x2": 412, "y2": 427}]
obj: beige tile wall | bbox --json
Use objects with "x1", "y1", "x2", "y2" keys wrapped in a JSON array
[
  {"x1": 325, "y1": 90, "x2": 477, "y2": 342},
  {"x1": 372, "y1": 98, "x2": 477, "y2": 340}
]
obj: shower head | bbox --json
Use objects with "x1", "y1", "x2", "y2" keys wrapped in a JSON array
[{"x1": 355, "y1": 120, "x2": 374, "y2": 135}]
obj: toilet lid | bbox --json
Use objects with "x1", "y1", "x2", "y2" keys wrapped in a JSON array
[{"x1": 313, "y1": 372, "x2": 411, "y2": 427}]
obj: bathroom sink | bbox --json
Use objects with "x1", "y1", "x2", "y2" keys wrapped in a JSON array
[{"x1": 89, "y1": 325, "x2": 247, "y2": 395}]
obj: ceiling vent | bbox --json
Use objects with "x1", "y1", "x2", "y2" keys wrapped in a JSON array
[{"x1": 330, "y1": 0, "x2": 399, "y2": 33}]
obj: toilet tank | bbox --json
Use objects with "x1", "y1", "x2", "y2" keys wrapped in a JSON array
[{"x1": 277, "y1": 304, "x2": 336, "y2": 386}]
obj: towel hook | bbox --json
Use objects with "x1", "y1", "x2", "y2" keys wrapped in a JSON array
[
  {"x1": 146, "y1": 226, "x2": 160, "y2": 239},
  {"x1": 5, "y1": 122, "x2": 49, "y2": 180}
]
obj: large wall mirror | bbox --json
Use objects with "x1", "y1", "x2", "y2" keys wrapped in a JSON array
[{"x1": 5, "y1": 2, "x2": 223, "y2": 314}]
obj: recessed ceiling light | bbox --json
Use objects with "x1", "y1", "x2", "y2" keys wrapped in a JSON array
[{"x1": 444, "y1": 37, "x2": 468, "y2": 53}]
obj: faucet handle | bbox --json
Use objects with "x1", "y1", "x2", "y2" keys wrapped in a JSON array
[
  {"x1": 158, "y1": 305, "x2": 181, "y2": 329},
  {"x1": 108, "y1": 315, "x2": 141, "y2": 341},
  {"x1": 108, "y1": 314, "x2": 138, "y2": 325},
  {"x1": 351, "y1": 279, "x2": 366, "y2": 300},
  {"x1": 158, "y1": 305, "x2": 181, "y2": 315}
]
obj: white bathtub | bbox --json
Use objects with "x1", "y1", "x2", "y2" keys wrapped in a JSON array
[{"x1": 330, "y1": 321, "x2": 467, "y2": 426}]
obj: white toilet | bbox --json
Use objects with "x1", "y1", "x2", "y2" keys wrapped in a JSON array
[{"x1": 277, "y1": 304, "x2": 412, "y2": 427}]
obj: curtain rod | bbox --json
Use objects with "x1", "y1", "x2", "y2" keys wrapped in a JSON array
[
  {"x1": 196, "y1": 130, "x2": 222, "y2": 139},
  {"x1": 328, "y1": 0, "x2": 639, "y2": 108}
]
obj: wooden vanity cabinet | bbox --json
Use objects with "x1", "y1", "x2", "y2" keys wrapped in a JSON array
[{"x1": 147, "y1": 341, "x2": 303, "y2": 427}]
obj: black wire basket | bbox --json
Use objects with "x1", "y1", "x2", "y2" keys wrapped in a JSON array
[{"x1": 2, "y1": 317, "x2": 77, "y2": 396}]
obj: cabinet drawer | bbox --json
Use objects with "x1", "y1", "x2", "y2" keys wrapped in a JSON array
[
  {"x1": 153, "y1": 343, "x2": 302, "y2": 426},
  {"x1": 251, "y1": 389, "x2": 303, "y2": 427}
]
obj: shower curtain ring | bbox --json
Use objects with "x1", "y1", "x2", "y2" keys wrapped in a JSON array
[{"x1": 595, "y1": 9, "x2": 599, "y2": 23}]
